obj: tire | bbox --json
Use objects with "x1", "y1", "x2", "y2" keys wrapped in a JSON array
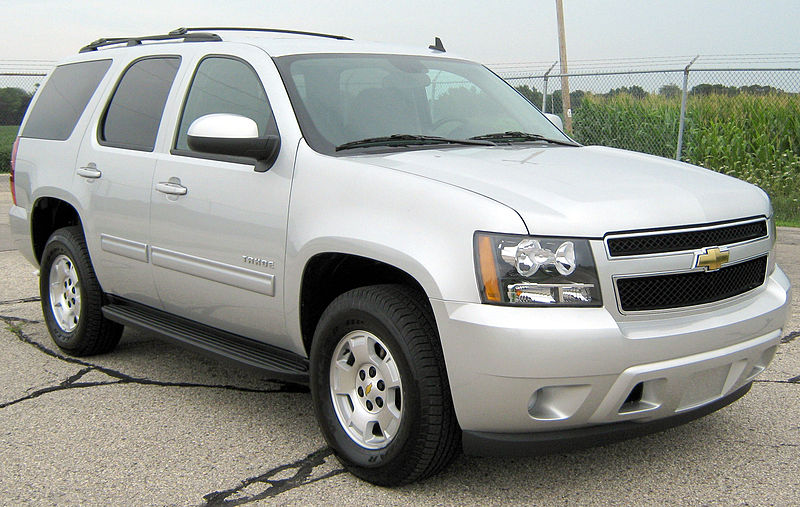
[
  {"x1": 310, "y1": 284, "x2": 460, "y2": 486},
  {"x1": 39, "y1": 226, "x2": 123, "y2": 356}
]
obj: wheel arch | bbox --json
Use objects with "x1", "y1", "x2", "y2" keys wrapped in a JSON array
[
  {"x1": 298, "y1": 251, "x2": 435, "y2": 356},
  {"x1": 30, "y1": 196, "x2": 84, "y2": 263}
]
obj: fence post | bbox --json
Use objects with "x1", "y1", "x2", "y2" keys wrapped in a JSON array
[
  {"x1": 676, "y1": 55, "x2": 698, "y2": 161},
  {"x1": 542, "y1": 61, "x2": 557, "y2": 113}
]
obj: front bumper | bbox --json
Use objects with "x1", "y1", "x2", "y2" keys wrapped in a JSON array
[
  {"x1": 462, "y1": 382, "x2": 752, "y2": 456},
  {"x1": 431, "y1": 266, "x2": 790, "y2": 439}
]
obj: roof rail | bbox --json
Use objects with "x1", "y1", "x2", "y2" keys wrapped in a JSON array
[
  {"x1": 80, "y1": 32, "x2": 221, "y2": 53},
  {"x1": 169, "y1": 27, "x2": 352, "y2": 41}
]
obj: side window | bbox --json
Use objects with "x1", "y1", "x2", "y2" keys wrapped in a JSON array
[
  {"x1": 22, "y1": 59, "x2": 111, "y2": 141},
  {"x1": 100, "y1": 56, "x2": 180, "y2": 151},
  {"x1": 175, "y1": 56, "x2": 276, "y2": 152}
]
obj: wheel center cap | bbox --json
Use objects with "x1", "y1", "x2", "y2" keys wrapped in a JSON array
[{"x1": 355, "y1": 363, "x2": 386, "y2": 412}]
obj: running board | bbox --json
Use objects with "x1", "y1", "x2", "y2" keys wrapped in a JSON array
[{"x1": 102, "y1": 299, "x2": 309, "y2": 384}]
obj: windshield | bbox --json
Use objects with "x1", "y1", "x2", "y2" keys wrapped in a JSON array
[{"x1": 274, "y1": 54, "x2": 574, "y2": 154}]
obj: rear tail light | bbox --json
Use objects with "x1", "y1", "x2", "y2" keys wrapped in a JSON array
[{"x1": 10, "y1": 136, "x2": 19, "y2": 205}]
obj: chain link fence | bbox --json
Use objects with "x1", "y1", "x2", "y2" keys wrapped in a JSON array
[
  {"x1": 500, "y1": 63, "x2": 800, "y2": 222},
  {"x1": 1, "y1": 70, "x2": 46, "y2": 171},
  {"x1": 0, "y1": 73, "x2": 44, "y2": 125}
]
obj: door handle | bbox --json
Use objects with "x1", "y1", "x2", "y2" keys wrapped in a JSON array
[
  {"x1": 77, "y1": 163, "x2": 102, "y2": 179},
  {"x1": 155, "y1": 181, "x2": 188, "y2": 196}
]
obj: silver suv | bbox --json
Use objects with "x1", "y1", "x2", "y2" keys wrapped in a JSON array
[{"x1": 8, "y1": 27, "x2": 791, "y2": 485}]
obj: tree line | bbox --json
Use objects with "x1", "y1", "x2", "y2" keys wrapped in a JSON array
[
  {"x1": 514, "y1": 83, "x2": 789, "y2": 114},
  {"x1": 0, "y1": 87, "x2": 34, "y2": 125}
]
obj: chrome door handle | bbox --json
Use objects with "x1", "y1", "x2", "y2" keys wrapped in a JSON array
[
  {"x1": 155, "y1": 181, "x2": 188, "y2": 196},
  {"x1": 77, "y1": 163, "x2": 102, "y2": 179}
]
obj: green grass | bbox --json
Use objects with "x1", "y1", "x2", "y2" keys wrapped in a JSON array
[
  {"x1": 0, "y1": 125, "x2": 19, "y2": 173},
  {"x1": 572, "y1": 93, "x2": 800, "y2": 224}
]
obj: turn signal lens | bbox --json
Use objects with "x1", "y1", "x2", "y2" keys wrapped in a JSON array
[{"x1": 477, "y1": 234, "x2": 501, "y2": 302}]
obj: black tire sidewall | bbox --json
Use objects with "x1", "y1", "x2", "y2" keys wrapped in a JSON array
[
  {"x1": 40, "y1": 228, "x2": 94, "y2": 352},
  {"x1": 311, "y1": 302, "x2": 423, "y2": 472}
]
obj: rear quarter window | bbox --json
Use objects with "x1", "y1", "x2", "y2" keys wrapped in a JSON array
[{"x1": 21, "y1": 59, "x2": 112, "y2": 141}]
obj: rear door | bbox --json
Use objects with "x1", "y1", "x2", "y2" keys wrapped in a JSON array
[
  {"x1": 149, "y1": 47, "x2": 295, "y2": 350},
  {"x1": 74, "y1": 55, "x2": 182, "y2": 308}
]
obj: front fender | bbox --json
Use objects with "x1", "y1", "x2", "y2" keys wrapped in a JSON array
[{"x1": 283, "y1": 141, "x2": 528, "y2": 351}]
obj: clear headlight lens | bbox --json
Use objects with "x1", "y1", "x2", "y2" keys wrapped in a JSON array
[{"x1": 475, "y1": 232, "x2": 602, "y2": 306}]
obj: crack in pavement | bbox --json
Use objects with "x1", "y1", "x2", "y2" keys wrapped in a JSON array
[
  {"x1": 0, "y1": 366, "x2": 120, "y2": 409},
  {"x1": 781, "y1": 330, "x2": 800, "y2": 344},
  {"x1": 0, "y1": 314, "x2": 309, "y2": 410},
  {"x1": 1, "y1": 315, "x2": 41, "y2": 324},
  {"x1": 201, "y1": 447, "x2": 345, "y2": 506},
  {"x1": 0, "y1": 296, "x2": 41, "y2": 305},
  {"x1": 753, "y1": 378, "x2": 800, "y2": 385}
]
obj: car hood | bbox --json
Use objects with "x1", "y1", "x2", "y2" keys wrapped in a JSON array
[{"x1": 349, "y1": 145, "x2": 770, "y2": 237}]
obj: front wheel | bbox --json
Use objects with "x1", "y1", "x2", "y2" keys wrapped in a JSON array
[
  {"x1": 310, "y1": 285, "x2": 460, "y2": 486},
  {"x1": 39, "y1": 226, "x2": 123, "y2": 356}
]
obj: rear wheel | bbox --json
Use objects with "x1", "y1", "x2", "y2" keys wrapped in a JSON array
[
  {"x1": 310, "y1": 284, "x2": 460, "y2": 486},
  {"x1": 40, "y1": 226, "x2": 123, "y2": 356}
]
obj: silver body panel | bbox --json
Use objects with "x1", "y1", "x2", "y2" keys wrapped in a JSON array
[{"x1": 8, "y1": 36, "x2": 791, "y2": 437}]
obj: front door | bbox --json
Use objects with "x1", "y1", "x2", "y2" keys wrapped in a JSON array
[{"x1": 149, "y1": 52, "x2": 294, "y2": 350}]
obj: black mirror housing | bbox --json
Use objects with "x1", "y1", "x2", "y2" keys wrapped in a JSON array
[{"x1": 188, "y1": 134, "x2": 280, "y2": 170}]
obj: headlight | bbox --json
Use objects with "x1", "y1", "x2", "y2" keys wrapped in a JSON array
[{"x1": 474, "y1": 232, "x2": 602, "y2": 306}]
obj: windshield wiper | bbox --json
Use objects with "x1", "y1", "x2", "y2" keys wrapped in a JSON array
[
  {"x1": 335, "y1": 134, "x2": 496, "y2": 151},
  {"x1": 468, "y1": 131, "x2": 578, "y2": 146}
]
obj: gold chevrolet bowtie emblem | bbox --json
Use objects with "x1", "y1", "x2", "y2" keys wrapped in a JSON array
[
  {"x1": 365, "y1": 383, "x2": 372, "y2": 395},
  {"x1": 695, "y1": 247, "x2": 730, "y2": 271}
]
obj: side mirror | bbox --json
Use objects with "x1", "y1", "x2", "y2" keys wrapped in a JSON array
[
  {"x1": 544, "y1": 113, "x2": 563, "y2": 131},
  {"x1": 187, "y1": 113, "x2": 280, "y2": 172}
]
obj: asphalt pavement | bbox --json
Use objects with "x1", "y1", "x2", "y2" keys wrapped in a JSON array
[{"x1": 1, "y1": 176, "x2": 798, "y2": 505}]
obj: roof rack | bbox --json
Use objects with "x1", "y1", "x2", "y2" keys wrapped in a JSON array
[
  {"x1": 80, "y1": 32, "x2": 221, "y2": 53},
  {"x1": 169, "y1": 27, "x2": 352, "y2": 41}
]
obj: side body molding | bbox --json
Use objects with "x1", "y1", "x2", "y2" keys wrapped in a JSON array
[
  {"x1": 100, "y1": 234, "x2": 149, "y2": 263},
  {"x1": 150, "y1": 246, "x2": 275, "y2": 296}
]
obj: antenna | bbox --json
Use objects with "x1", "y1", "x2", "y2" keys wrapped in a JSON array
[{"x1": 428, "y1": 37, "x2": 446, "y2": 52}]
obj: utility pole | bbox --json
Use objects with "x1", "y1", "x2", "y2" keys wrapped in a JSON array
[{"x1": 555, "y1": 0, "x2": 572, "y2": 132}]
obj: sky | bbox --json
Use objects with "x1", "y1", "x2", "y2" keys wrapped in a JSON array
[{"x1": 2, "y1": 0, "x2": 799, "y2": 73}]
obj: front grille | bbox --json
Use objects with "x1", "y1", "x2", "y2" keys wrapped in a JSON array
[
  {"x1": 607, "y1": 220, "x2": 767, "y2": 257},
  {"x1": 616, "y1": 255, "x2": 767, "y2": 311}
]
